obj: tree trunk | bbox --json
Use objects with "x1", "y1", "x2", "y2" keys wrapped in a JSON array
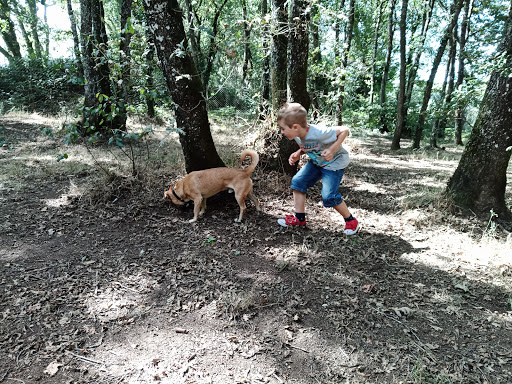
[
  {"x1": 413, "y1": 0, "x2": 464, "y2": 149},
  {"x1": 402, "y1": 0, "x2": 434, "y2": 136},
  {"x1": 430, "y1": 53, "x2": 452, "y2": 148},
  {"x1": 118, "y1": 0, "x2": 134, "y2": 130},
  {"x1": 336, "y1": 0, "x2": 355, "y2": 126},
  {"x1": 0, "y1": 0, "x2": 22, "y2": 62},
  {"x1": 391, "y1": 0, "x2": 408, "y2": 150},
  {"x1": 259, "y1": 0, "x2": 271, "y2": 117},
  {"x1": 143, "y1": 0, "x2": 224, "y2": 172},
  {"x1": 446, "y1": 3, "x2": 512, "y2": 218},
  {"x1": 288, "y1": 0, "x2": 310, "y2": 110},
  {"x1": 80, "y1": 0, "x2": 121, "y2": 136},
  {"x1": 270, "y1": 0, "x2": 288, "y2": 112},
  {"x1": 438, "y1": 27, "x2": 458, "y2": 138},
  {"x1": 454, "y1": 0, "x2": 472, "y2": 146},
  {"x1": 11, "y1": 2, "x2": 35, "y2": 58},
  {"x1": 242, "y1": 0, "x2": 252, "y2": 83},
  {"x1": 379, "y1": 0, "x2": 397, "y2": 133},
  {"x1": 66, "y1": 0, "x2": 84, "y2": 77},
  {"x1": 370, "y1": 0, "x2": 385, "y2": 104},
  {"x1": 279, "y1": 0, "x2": 310, "y2": 175},
  {"x1": 27, "y1": 0, "x2": 43, "y2": 59},
  {"x1": 202, "y1": 0, "x2": 229, "y2": 95}
]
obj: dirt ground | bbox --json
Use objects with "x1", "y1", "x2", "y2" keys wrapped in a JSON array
[{"x1": 1, "y1": 114, "x2": 512, "y2": 384}]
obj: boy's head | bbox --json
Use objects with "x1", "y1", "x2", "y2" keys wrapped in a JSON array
[{"x1": 277, "y1": 103, "x2": 308, "y2": 129}]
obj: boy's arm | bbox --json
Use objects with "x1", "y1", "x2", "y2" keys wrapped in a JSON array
[
  {"x1": 321, "y1": 126, "x2": 349, "y2": 161},
  {"x1": 289, "y1": 148, "x2": 303, "y2": 165}
]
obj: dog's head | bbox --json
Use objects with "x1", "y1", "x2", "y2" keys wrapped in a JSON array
[{"x1": 164, "y1": 181, "x2": 186, "y2": 206}]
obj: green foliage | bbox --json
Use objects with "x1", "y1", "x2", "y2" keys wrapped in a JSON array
[{"x1": 0, "y1": 58, "x2": 83, "y2": 114}]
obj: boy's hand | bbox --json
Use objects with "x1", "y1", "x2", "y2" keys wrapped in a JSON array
[
  {"x1": 289, "y1": 150, "x2": 301, "y2": 165},
  {"x1": 321, "y1": 148, "x2": 334, "y2": 162}
]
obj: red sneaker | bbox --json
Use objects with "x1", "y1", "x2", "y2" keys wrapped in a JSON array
[
  {"x1": 344, "y1": 218, "x2": 360, "y2": 235},
  {"x1": 277, "y1": 215, "x2": 307, "y2": 227}
]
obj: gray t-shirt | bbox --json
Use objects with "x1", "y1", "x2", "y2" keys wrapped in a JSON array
[{"x1": 294, "y1": 124, "x2": 350, "y2": 170}]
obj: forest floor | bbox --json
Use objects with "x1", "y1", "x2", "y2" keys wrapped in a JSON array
[{"x1": 1, "y1": 112, "x2": 512, "y2": 384}]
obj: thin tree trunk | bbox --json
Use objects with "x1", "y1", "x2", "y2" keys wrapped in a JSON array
[
  {"x1": 260, "y1": 0, "x2": 270, "y2": 117},
  {"x1": 0, "y1": 0, "x2": 22, "y2": 62},
  {"x1": 11, "y1": 2, "x2": 35, "y2": 57},
  {"x1": 27, "y1": 0, "x2": 43, "y2": 59},
  {"x1": 379, "y1": 0, "x2": 397, "y2": 133},
  {"x1": 370, "y1": 0, "x2": 385, "y2": 104},
  {"x1": 242, "y1": 0, "x2": 252, "y2": 83},
  {"x1": 270, "y1": 0, "x2": 288, "y2": 111},
  {"x1": 336, "y1": 0, "x2": 355, "y2": 125},
  {"x1": 183, "y1": 0, "x2": 202, "y2": 72},
  {"x1": 402, "y1": 0, "x2": 435, "y2": 135},
  {"x1": 202, "y1": 0, "x2": 229, "y2": 94},
  {"x1": 118, "y1": 0, "x2": 134, "y2": 130},
  {"x1": 438, "y1": 26, "x2": 458, "y2": 138},
  {"x1": 454, "y1": 0, "x2": 472, "y2": 146},
  {"x1": 430, "y1": 53, "x2": 452, "y2": 148},
  {"x1": 66, "y1": 0, "x2": 84, "y2": 77},
  {"x1": 143, "y1": 0, "x2": 224, "y2": 172},
  {"x1": 413, "y1": 0, "x2": 464, "y2": 149},
  {"x1": 391, "y1": 0, "x2": 408, "y2": 150}
]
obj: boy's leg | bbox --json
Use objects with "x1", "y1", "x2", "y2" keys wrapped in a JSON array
[
  {"x1": 293, "y1": 190, "x2": 306, "y2": 214},
  {"x1": 321, "y1": 169, "x2": 359, "y2": 234},
  {"x1": 278, "y1": 162, "x2": 321, "y2": 227},
  {"x1": 333, "y1": 201, "x2": 351, "y2": 219}
]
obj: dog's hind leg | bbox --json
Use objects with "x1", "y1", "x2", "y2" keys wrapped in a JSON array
[
  {"x1": 234, "y1": 193, "x2": 247, "y2": 223},
  {"x1": 248, "y1": 190, "x2": 261, "y2": 211}
]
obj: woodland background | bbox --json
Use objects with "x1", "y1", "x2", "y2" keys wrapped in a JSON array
[{"x1": 1, "y1": 0, "x2": 512, "y2": 383}]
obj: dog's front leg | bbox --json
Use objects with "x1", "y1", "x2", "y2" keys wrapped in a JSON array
[
  {"x1": 199, "y1": 198, "x2": 207, "y2": 217},
  {"x1": 190, "y1": 197, "x2": 203, "y2": 222}
]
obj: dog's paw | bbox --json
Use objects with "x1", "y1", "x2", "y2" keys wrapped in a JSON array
[
  {"x1": 188, "y1": 218, "x2": 198, "y2": 223},
  {"x1": 234, "y1": 218, "x2": 242, "y2": 223}
]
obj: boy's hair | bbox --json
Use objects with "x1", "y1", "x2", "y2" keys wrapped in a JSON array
[{"x1": 277, "y1": 102, "x2": 308, "y2": 128}]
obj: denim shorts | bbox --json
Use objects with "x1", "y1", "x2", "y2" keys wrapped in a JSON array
[{"x1": 290, "y1": 161, "x2": 345, "y2": 207}]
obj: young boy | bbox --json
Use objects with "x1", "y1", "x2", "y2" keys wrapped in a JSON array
[{"x1": 276, "y1": 102, "x2": 359, "y2": 235}]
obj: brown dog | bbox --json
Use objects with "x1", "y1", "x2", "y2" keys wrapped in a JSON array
[{"x1": 164, "y1": 149, "x2": 261, "y2": 222}]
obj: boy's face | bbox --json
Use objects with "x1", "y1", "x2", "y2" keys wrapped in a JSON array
[{"x1": 278, "y1": 120, "x2": 298, "y2": 140}]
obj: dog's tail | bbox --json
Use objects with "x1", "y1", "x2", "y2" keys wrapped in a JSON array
[{"x1": 240, "y1": 149, "x2": 259, "y2": 175}]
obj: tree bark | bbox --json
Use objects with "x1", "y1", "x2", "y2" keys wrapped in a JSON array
[
  {"x1": 438, "y1": 26, "x2": 458, "y2": 138},
  {"x1": 402, "y1": 0, "x2": 434, "y2": 135},
  {"x1": 413, "y1": 0, "x2": 464, "y2": 149},
  {"x1": 11, "y1": 2, "x2": 35, "y2": 58},
  {"x1": 270, "y1": 0, "x2": 288, "y2": 112},
  {"x1": 27, "y1": 0, "x2": 43, "y2": 59},
  {"x1": 336, "y1": 0, "x2": 355, "y2": 126},
  {"x1": 0, "y1": 0, "x2": 22, "y2": 62},
  {"x1": 66, "y1": 0, "x2": 84, "y2": 77},
  {"x1": 202, "y1": 0, "x2": 230, "y2": 95},
  {"x1": 278, "y1": 0, "x2": 310, "y2": 175},
  {"x1": 118, "y1": 0, "x2": 134, "y2": 130},
  {"x1": 454, "y1": 0, "x2": 472, "y2": 146},
  {"x1": 446, "y1": 3, "x2": 512, "y2": 218},
  {"x1": 259, "y1": 0, "x2": 271, "y2": 117},
  {"x1": 391, "y1": 0, "x2": 408, "y2": 150},
  {"x1": 430, "y1": 52, "x2": 452, "y2": 148},
  {"x1": 379, "y1": 0, "x2": 397, "y2": 133},
  {"x1": 370, "y1": 0, "x2": 385, "y2": 104},
  {"x1": 143, "y1": 0, "x2": 224, "y2": 172},
  {"x1": 288, "y1": 0, "x2": 310, "y2": 110},
  {"x1": 242, "y1": 0, "x2": 252, "y2": 83}
]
